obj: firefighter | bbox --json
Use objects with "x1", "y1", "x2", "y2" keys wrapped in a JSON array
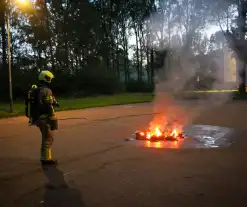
[{"x1": 36, "y1": 70, "x2": 58, "y2": 165}]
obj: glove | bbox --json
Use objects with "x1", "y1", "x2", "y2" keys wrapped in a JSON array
[
  {"x1": 52, "y1": 97, "x2": 59, "y2": 108},
  {"x1": 53, "y1": 103, "x2": 60, "y2": 108}
]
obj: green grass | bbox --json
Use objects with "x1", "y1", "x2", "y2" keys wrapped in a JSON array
[{"x1": 0, "y1": 93, "x2": 154, "y2": 119}]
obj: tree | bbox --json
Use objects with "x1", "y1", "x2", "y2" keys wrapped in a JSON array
[
  {"x1": 0, "y1": 0, "x2": 8, "y2": 100},
  {"x1": 208, "y1": 0, "x2": 247, "y2": 93},
  {"x1": 1, "y1": 0, "x2": 228, "y2": 100}
]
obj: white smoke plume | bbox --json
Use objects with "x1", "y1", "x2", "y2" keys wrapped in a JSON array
[{"x1": 146, "y1": 11, "x2": 237, "y2": 131}]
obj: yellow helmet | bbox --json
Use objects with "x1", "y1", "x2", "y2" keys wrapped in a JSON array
[
  {"x1": 38, "y1": 70, "x2": 54, "y2": 83},
  {"x1": 31, "y1": 84, "x2": 37, "y2": 89}
]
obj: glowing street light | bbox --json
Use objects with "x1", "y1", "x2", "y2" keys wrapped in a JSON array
[
  {"x1": 7, "y1": 0, "x2": 30, "y2": 112},
  {"x1": 15, "y1": 0, "x2": 31, "y2": 9},
  {"x1": 16, "y1": 0, "x2": 29, "y2": 5}
]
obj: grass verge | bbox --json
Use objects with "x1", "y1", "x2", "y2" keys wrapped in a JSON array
[{"x1": 0, "y1": 93, "x2": 154, "y2": 119}]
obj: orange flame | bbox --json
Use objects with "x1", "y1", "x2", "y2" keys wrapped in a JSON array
[
  {"x1": 155, "y1": 127, "x2": 162, "y2": 137},
  {"x1": 146, "y1": 126, "x2": 163, "y2": 139},
  {"x1": 170, "y1": 129, "x2": 178, "y2": 137},
  {"x1": 140, "y1": 125, "x2": 182, "y2": 140}
]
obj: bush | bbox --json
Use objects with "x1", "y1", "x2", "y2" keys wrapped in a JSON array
[
  {"x1": 126, "y1": 80, "x2": 154, "y2": 93},
  {"x1": 0, "y1": 67, "x2": 152, "y2": 100}
]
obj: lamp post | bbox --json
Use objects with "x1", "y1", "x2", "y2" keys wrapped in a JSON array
[
  {"x1": 7, "y1": 11, "x2": 13, "y2": 113},
  {"x1": 6, "y1": 0, "x2": 29, "y2": 113}
]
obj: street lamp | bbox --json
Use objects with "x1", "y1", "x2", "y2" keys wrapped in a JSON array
[
  {"x1": 7, "y1": 7, "x2": 13, "y2": 113},
  {"x1": 7, "y1": 0, "x2": 29, "y2": 113}
]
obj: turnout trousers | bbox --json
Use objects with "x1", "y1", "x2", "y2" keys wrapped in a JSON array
[{"x1": 37, "y1": 119, "x2": 54, "y2": 161}]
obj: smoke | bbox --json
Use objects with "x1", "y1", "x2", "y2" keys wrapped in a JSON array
[{"x1": 147, "y1": 18, "x2": 237, "y2": 131}]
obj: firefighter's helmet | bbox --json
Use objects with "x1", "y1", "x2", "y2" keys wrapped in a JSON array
[{"x1": 38, "y1": 70, "x2": 54, "y2": 83}]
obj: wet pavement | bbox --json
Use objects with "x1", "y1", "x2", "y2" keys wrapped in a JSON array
[
  {"x1": 127, "y1": 124, "x2": 235, "y2": 149},
  {"x1": 1, "y1": 102, "x2": 247, "y2": 206},
  {"x1": 183, "y1": 125, "x2": 234, "y2": 148}
]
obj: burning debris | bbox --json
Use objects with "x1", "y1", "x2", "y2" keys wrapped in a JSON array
[
  {"x1": 132, "y1": 94, "x2": 187, "y2": 143},
  {"x1": 135, "y1": 126, "x2": 184, "y2": 141}
]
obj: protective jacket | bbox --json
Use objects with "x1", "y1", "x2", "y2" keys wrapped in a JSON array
[{"x1": 37, "y1": 85, "x2": 57, "y2": 121}]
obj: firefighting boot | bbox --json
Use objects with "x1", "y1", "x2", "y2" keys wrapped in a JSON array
[
  {"x1": 40, "y1": 147, "x2": 57, "y2": 165},
  {"x1": 28, "y1": 118, "x2": 37, "y2": 126},
  {"x1": 41, "y1": 160, "x2": 58, "y2": 165},
  {"x1": 28, "y1": 118, "x2": 32, "y2": 125}
]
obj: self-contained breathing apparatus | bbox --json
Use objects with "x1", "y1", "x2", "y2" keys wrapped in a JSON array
[
  {"x1": 25, "y1": 85, "x2": 40, "y2": 124},
  {"x1": 25, "y1": 84, "x2": 59, "y2": 125}
]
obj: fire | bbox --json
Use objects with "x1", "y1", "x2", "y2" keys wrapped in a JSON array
[
  {"x1": 170, "y1": 129, "x2": 178, "y2": 137},
  {"x1": 155, "y1": 127, "x2": 162, "y2": 137},
  {"x1": 140, "y1": 132, "x2": 145, "y2": 136},
  {"x1": 150, "y1": 126, "x2": 179, "y2": 138},
  {"x1": 135, "y1": 126, "x2": 183, "y2": 140},
  {"x1": 146, "y1": 126, "x2": 162, "y2": 139}
]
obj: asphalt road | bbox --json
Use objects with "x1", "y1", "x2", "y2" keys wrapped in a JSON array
[{"x1": 0, "y1": 101, "x2": 247, "y2": 207}]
